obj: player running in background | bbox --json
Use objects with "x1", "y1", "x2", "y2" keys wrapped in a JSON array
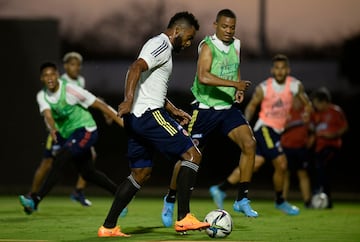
[
  {"x1": 161, "y1": 9, "x2": 257, "y2": 229},
  {"x1": 97, "y1": 11, "x2": 209, "y2": 237},
  {"x1": 29, "y1": 52, "x2": 94, "y2": 206},
  {"x1": 311, "y1": 87, "x2": 348, "y2": 208},
  {"x1": 19, "y1": 62, "x2": 124, "y2": 215},
  {"x1": 209, "y1": 54, "x2": 312, "y2": 215},
  {"x1": 281, "y1": 96, "x2": 314, "y2": 208}
]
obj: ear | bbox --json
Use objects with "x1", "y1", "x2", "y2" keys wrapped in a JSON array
[
  {"x1": 213, "y1": 21, "x2": 217, "y2": 29},
  {"x1": 173, "y1": 26, "x2": 182, "y2": 38}
]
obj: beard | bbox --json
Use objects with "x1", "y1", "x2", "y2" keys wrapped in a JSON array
[{"x1": 173, "y1": 36, "x2": 183, "y2": 53}]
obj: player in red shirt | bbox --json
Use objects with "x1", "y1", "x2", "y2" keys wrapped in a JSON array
[
  {"x1": 311, "y1": 87, "x2": 348, "y2": 208},
  {"x1": 281, "y1": 96, "x2": 314, "y2": 208}
]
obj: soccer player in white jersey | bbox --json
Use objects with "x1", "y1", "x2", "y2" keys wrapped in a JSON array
[
  {"x1": 97, "y1": 11, "x2": 210, "y2": 237},
  {"x1": 27, "y1": 52, "x2": 93, "y2": 207}
]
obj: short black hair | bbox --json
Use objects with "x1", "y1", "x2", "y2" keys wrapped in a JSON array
[
  {"x1": 40, "y1": 62, "x2": 57, "y2": 73},
  {"x1": 167, "y1": 11, "x2": 200, "y2": 31},
  {"x1": 216, "y1": 9, "x2": 236, "y2": 22},
  {"x1": 311, "y1": 87, "x2": 331, "y2": 102},
  {"x1": 272, "y1": 54, "x2": 290, "y2": 66}
]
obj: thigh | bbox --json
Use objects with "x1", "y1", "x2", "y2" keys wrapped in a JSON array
[
  {"x1": 221, "y1": 105, "x2": 250, "y2": 136},
  {"x1": 188, "y1": 107, "x2": 221, "y2": 148},
  {"x1": 63, "y1": 128, "x2": 97, "y2": 157},
  {"x1": 284, "y1": 147, "x2": 308, "y2": 172},
  {"x1": 126, "y1": 109, "x2": 195, "y2": 163}
]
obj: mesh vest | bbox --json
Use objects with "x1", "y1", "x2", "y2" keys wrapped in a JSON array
[
  {"x1": 191, "y1": 36, "x2": 239, "y2": 107},
  {"x1": 44, "y1": 81, "x2": 96, "y2": 138},
  {"x1": 258, "y1": 77, "x2": 293, "y2": 130}
]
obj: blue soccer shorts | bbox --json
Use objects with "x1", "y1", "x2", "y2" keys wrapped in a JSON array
[
  {"x1": 254, "y1": 125, "x2": 284, "y2": 161},
  {"x1": 124, "y1": 108, "x2": 195, "y2": 168},
  {"x1": 187, "y1": 103, "x2": 249, "y2": 149}
]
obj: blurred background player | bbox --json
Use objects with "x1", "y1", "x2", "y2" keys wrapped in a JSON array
[
  {"x1": 161, "y1": 9, "x2": 257, "y2": 229},
  {"x1": 311, "y1": 87, "x2": 348, "y2": 208},
  {"x1": 281, "y1": 96, "x2": 314, "y2": 208},
  {"x1": 209, "y1": 54, "x2": 312, "y2": 215},
  {"x1": 28, "y1": 52, "x2": 95, "y2": 206},
  {"x1": 19, "y1": 61, "x2": 124, "y2": 215}
]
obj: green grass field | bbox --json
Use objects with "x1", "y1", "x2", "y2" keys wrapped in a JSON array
[{"x1": 1, "y1": 195, "x2": 359, "y2": 242}]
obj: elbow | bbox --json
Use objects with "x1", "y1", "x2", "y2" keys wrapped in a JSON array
[{"x1": 197, "y1": 73, "x2": 209, "y2": 85}]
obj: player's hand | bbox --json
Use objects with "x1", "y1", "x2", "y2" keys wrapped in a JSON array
[
  {"x1": 235, "y1": 90, "x2": 245, "y2": 103},
  {"x1": 235, "y1": 80, "x2": 251, "y2": 92},
  {"x1": 50, "y1": 129, "x2": 58, "y2": 143},
  {"x1": 118, "y1": 100, "x2": 132, "y2": 117},
  {"x1": 172, "y1": 108, "x2": 192, "y2": 126}
]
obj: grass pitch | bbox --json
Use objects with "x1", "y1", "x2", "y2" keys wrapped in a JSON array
[{"x1": 0, "y1": 195, "x2": 359, "y2": 241}]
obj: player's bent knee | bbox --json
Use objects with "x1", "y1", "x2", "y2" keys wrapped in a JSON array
[
  {"x1": 131, "y1": 167, "x2": 152, "y2": 185},
  {"x1": 183, "y1": 146, "x2": 202, "y2": 165}
]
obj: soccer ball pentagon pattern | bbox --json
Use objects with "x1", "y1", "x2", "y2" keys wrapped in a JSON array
[
  {"x1": 311, "y1": 192, "x2": 329, "y2": 209},
  {"x1": 204, "y1": 209, "x2": 233, "y2": 238}
]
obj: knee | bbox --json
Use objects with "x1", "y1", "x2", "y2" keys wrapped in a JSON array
[
  {"x1": 274, "y1": 157, "x2": 288, "y2": 172},
  {"x1": 183, "y1": 146, "x2": 202, "y2": 165},
  {"x1": 79, "y1": 167, "x2": 94, "y2": 181},
  {"x1": 131, "y1": 168, "x2": 152, "y2": 185},
  {"x1": 242, "y1": 137, "x2": 256, "y2": 154},
  {"x1": 254, "y1": 156, "x2": 265, "y2": 172}
]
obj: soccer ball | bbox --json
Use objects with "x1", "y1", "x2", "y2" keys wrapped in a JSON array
[
  {"x1": 311, "y1": 192, "x2": 329, "y2": 209},
  {"x1": 204, "y1": 209, "x2": 233, "y2": 238}
]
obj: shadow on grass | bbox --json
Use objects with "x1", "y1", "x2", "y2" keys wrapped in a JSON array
[{"x1": 61, "y1": 226, "x2": 198, "y2": 242}]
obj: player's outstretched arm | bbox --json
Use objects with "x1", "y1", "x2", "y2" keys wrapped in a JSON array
[{"x1": 91, "y1": 98, "x2": 124, "y2": 127}]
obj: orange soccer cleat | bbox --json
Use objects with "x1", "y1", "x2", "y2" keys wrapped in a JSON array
[
  {"x1": 174, "y1": 213, "x2": 210, "y2": 232},
  {"x1": 97, "y1": 225, "x2": 130, "y2": 237}
]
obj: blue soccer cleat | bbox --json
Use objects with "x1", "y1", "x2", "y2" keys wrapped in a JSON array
[
  {"x1": 233, "y1": 197, "x2": 258, "y2": 217},
  {"x1": 209, "y1": 185, "x2": 226, "y2": 209},
  {"x1": 161, "y1": 195, "x2": 174, "y2": 227},
  {"x1": 19, "y1": 195, "x2": 36, "y2": 215},
  {"x1": 70, "y1": 190, "x2": 92, "y2": 207},
  {"x1": 275, "y1": 201, "x2": 300, "y2": 215}
]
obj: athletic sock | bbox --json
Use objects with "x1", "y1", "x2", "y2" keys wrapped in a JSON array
[
  {"x1": 218, "y1": 179, "x2": 234, "y2": 191},
  {"x1": 275, "y1": 191, "x2": 285, "y2": 205},
  {"x1": 166, "y1": 189, "x2": 177, "y2": 203},
  {"x1": 74, "y1": 188, "x2": 83, "y2": 193},
  {"x1": 176, "y1": 160, "x2": 199, "y2": 221},
  {"x1": 81, "y1": 168, "x2": 118, "y2": 195},
  {"x1": 236, "y1": 182, "x2": 249, "y2": 201},
  {"x1": 30, "y1": 193, "x2": 41, "y2": 209},
  {"x1": 103, "y1": 175, "x2": 140, "y2": 228}
]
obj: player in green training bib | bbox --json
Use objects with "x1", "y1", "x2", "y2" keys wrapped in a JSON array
[
  {"x1": 19, "y1": 62, "x2": 124, "y2": 215},
  {"x1": 161, "y1": 9, "x2": 258, "y2": 228},
  {"x1": 28, "y1": 52, "x2": 94, "y2": 207}
]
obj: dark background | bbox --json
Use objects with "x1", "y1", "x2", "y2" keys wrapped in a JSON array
[{"x1": 0, "y1": 20, "x2": 359, "y2": 200}]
